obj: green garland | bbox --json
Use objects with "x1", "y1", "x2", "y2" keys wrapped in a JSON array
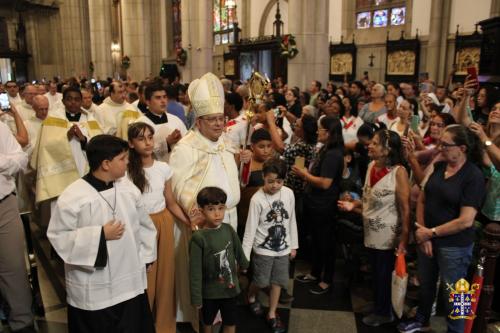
[{"x1": 280, "y1": 34, "x2": 299, "y2": 59}]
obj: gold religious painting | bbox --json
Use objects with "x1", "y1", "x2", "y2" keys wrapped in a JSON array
[
  {"x1": 330, "y1": 53, "x2": 353, "y2": 75},
  {"x1": 387, "y1": 50, "x2": 416, "y2": 75},
  {"x1": 455, "y1": 47, "x2": 480, "y2": 75},
  {"x1": 224, "y1": 59, "x2": 235, "y2": 76}
]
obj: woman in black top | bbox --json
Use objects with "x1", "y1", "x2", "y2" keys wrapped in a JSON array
[
  {"x1": 292, "y1": 116, "x2": 344, "y2": 295},
  {"x1": 398, "y1": 125, "x2": 486, "y2": 333}
]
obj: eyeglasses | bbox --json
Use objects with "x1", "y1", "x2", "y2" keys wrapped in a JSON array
[
  {"x1": 200, "y1": 115, "x2": 225, "y2": 125},
  {"x1": 438, "y1": 141, "x2": 459, "y2": 149},
  {"x1": 430, "y1": 121, "x2": 445, "y2": 128}
]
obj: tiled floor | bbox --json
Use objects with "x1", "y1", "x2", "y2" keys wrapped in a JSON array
[{"x1": 1, "y1": 223, "x2": 449, "y2": 333}]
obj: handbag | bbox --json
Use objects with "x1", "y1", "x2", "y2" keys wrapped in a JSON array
[{"x1": 391, "y1": 253, "x2": 408, "y2": 319}]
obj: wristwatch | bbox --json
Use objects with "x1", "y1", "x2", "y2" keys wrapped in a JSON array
[
  {"x1": 431, "y1": 227, "x2": 437, "y2": 238},
  {"x1": 484, "y1": 140, "x2": 493, "y2": 148}
]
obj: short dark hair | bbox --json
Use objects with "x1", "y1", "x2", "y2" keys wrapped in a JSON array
[
  {"x1": 197, "y1": 187, "x2": 227, "y2": 207},
  {"x1": 262, "y1": 158, "x2": 287, "y2": 179},
  {"x1": 313, "y1": 80, "x2": 322, "y2": 90},
  {"x1": 165, "y1": 85, "x2": 178, "y2": 100},
  {"x1": 86, "y1": 135, "x2": 129, "y2": 172},
  {"x1": 62, "y1": 86, "x2": 82, "y2": 100},
  {"x1": 144, "y1": 83, "x2": 165, "y2": 101},
  {"x1": 226, "y1": 92, "x2": 243, "y2": 112},
  {"x1": 250, "y1": 128, "x2": 271, "y2": 144}
]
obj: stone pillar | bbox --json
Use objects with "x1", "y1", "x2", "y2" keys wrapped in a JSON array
[
  {"x1": 121, "y1": 0, "x2": 152, "y2": 80},
  {"x1": 491, "y1": 0, "x2": 500, "y2": 17},
  {"x1": 88, "y1": 1, "x2": 113, "y2": 79},
  {"x1": 59, "y1": 0, "x2": 91, "y2": 78},
  {"x1": 180, "y1": 0, "x2": 213, "y2": 82},
  {"x1": 287, "y1": 0, "x2": 329, "y2": 89},
  {"x1": 425, "y1": 0, "x2": 451, "y2": 84}
]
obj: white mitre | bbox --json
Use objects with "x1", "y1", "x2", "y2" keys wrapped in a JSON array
[{"x1": 188, "y1": 72, "x2": 225, "y2": 118}]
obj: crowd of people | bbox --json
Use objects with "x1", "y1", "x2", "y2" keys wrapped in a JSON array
[{"x1": 0, "y1": 69, "x2": 498, "y2": 333}]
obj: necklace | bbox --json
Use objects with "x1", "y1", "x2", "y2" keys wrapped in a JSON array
[
  {"x1": 97, "y1": 184, "x2": 117, "y2": 219},
  {"x1": 264, "y1": 189, "x2": 281, "y2": 220}
]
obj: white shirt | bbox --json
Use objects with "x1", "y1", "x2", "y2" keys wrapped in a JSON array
[
  {"x1": 24, "y1": 116, "x2": 43, "y2": 157},
  {"x1": 377, "y1": 113, "x2": 398, "y2": 129},
  {"x1": 47, "y1": 177, "x2": 157, "y2": 311},
  {"x1": 242, "y1": 186, "x2": 298, "y2": 260},
  {"x1": 225, "y1": 111, "x2": 248, "y2": 149},
  {"x1": 341, "y1": 116, "x2": 364, "y2": 145},
  {"x1": 135, "y1": 113, "x2": 187, "y2": 162},
  {"x1": 8, "y1": 93, "x2": 22, "y2": 106},
  {"x1": 141, "y1": 160, "x2": 173, "y2": 214},
  {"x1": 0, "y1": 121, "x2": 28, "y2": 198}
]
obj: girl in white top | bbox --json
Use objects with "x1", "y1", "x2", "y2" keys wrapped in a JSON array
[
  {"x1": 341, "y1": 96, "x2": 364, "y2": 150},
  {"x1": 127, "y1": 122, "x2": 191, "y2": 333}
]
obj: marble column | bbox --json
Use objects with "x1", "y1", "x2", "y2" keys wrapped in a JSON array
[
  {"x1": 287, "y1": 0, "x2": 329, "y2": 89},
  {"x1": 88, "y1": 1, "x2": 113, "y2": 79},
  {"x1": 491, "y1": 0, "x2": 500, "y2": 17},
  {"x1": 426, "y1": 0, "x2": 451, "y2": 84},
  {"x1": 59, "y1": 0, "x2": 91, "y2": 78},
  {"x1": 180, "y1": 0, "x2": 213, "y2": 82},
  {"x1": 121, "y1": 0, "x2": 152, "y2": 80}
]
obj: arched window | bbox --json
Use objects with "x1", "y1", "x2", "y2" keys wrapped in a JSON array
[
  {"x1": 356, "y1": 0, "x2": 406, "y2": 29},
  {"x1": 213, "y1": 0, "x2": 237, "y2": 45}
]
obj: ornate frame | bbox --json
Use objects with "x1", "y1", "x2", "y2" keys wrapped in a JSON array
[
  {"x1": 453, "y1": 26, "x2": 482, "y2": 81},
  {"x1": 329, "y1": 36, "x2": 357, "y2": 82},
  {"x1": 385, "y1": 31, "x2": 420, "y2": 83}
]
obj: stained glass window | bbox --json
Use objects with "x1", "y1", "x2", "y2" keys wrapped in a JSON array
[
  {"x1": 373, "y1": 9, "x2": 388, "y2": 27},
  {"x1": 357, "y1": 12, "x2": 371, "y2": 29},
  {"x1": 391, "y1": 7, "x2": 406, "y2": 25},
  {"x1": 213, "y1": 0, "x2": 237, "y2": 43}
]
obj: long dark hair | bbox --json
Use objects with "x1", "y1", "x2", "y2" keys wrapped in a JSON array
[
  {"x1": 445, "y1": 124, "x2": 483, "y2": 165},
  {"x1": 301, "y1": 114, "x2": 318, "y2": 145},
  {"x1": 311, "y1": 116, "x2": 344, "y2": 176},
  {"x1": 127, "y1": 122, "x2": 155, "y2": 193},
  {"x1": 375, "y1": 129, "x2": 404, "y2": 167}
]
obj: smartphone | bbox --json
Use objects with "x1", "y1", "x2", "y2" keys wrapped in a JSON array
[
  {"x1": 273, "y1": 108, "x2": 281, "y2": 118},
  {"x1": 96, "y1": 82, "x2": 102, "y2": 90},
  {"x1": 410, "y1": 115, "x2": 420, "y2": 132},
  {"x1": 467, "y1": 66, "x2": 478, "y2": 82},
  {"x1": 294, "y1": 156, "x2": 305, "y2": 169},
  {"x1": 0, "y1": 93, "x2": 10, "y2": 111}
]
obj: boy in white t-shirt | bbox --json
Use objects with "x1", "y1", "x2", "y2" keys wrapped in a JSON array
[{"x1": 242, "y1": 158, "x2": 298, "y2": 333}]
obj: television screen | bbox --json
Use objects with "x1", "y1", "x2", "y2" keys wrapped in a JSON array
[
  {"x1": 356, "y1": 12, "x2": 371, "y2": 29},
  {"x1": 391, "y1": 7, "x2": 406, "y2": 25},
  {"x1": 373, "y1": 9, "x2": 388, "y2": 27}
]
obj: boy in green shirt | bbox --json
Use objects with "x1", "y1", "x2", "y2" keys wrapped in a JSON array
[{"x1": 190, "y1": 187, "x2": 249, "y2": 333}]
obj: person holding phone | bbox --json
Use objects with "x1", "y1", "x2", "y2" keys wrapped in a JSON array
[
  {"x1": 0, "y1": 101, "x2": 29, "y2": 147},
  {"x1": 389, "y1": 98, "x2": 417, "y2": 138}
]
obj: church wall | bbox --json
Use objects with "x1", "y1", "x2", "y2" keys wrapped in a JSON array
[
  {"x1": 449, "y1": 0, "x2": 491, "y2": 34},
  {"x1": 410, "y1": 0, "x2": 431, "y2": 37},
  {"x1": 329, "y1": 0, "x2": 342, "y2": 43},
  {"x1": 263, "y1": 2, "x2": 288, "y2": 36}
]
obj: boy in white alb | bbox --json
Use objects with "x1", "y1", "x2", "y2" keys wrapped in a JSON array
[
  {"x1": 242, "y1": 158, "x2": 298, "y2": 333},
  {"x1": 47, "y1": 134, "x2": 157, "y2": 333}
]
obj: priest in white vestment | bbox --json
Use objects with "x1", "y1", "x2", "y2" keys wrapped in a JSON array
[
  {"x1": 135, "y1": 83, "x2": 187, "y2": 162},
  {"x1": 43, "y1": 82, "x2": 63, "y2": 110},
  {"x1": 169, "y1": 72, "x2": 245, "y2": 330},
  {"x1": 95, "y1": 82, "x2": 134, "y2": 135}
]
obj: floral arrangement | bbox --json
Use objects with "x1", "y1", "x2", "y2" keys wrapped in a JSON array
[
  {"x1": 176, "y1": 48, "x2": 188, "y2": 66},
  {"x1": 280, "y1": 34, "x2": 298, "y2": 59},
  {"x1": 121, "y1": 55, "x2": 131, "y2": 70}
]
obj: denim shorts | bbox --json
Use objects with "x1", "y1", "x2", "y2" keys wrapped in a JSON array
[{"x1": 252, "y1": 253, "x2": 289, "y2": 289}]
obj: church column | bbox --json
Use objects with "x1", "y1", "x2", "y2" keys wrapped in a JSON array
[
  {"x1": 121, "y1": 0, "x2": 152, "y2": 80},
  {"x1": 180, "y1": 0, "x2": 213, "y2": 82},
  {"x1": 425, "y1": 0, "x2": 452, "y2": 84},
  {"x1": 287, "y1": 0, "x2": 329, "y2": 89},
  {"x1": 88, "y1": 1, "x2": 113, "y2": 78},
  {"x1": 491, "y1": 0, "x2": 500, "y2": 17},
  {"x1": 58, "y1": 0, "x2": 91, "y2": 77}
]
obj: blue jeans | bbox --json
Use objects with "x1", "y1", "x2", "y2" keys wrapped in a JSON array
[{"x1": 416, "y1": 244, "x2": 473, "y2": 333}]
